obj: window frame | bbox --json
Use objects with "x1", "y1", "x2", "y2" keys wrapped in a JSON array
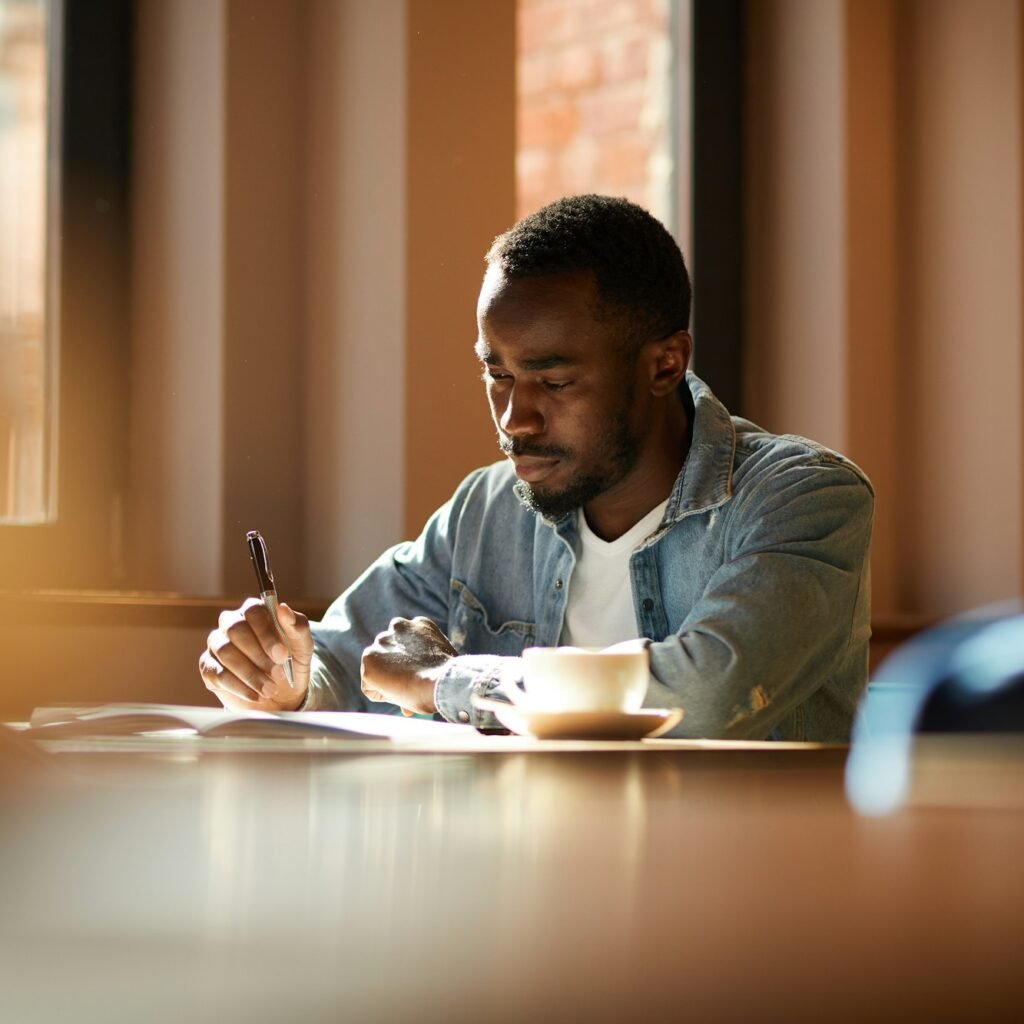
[
  {"x1": 689, "y1": 0, "x2": 745, "y2": 415},
  {"x1": 0, "y1": 0, "x2": 133, "y2": 590}
]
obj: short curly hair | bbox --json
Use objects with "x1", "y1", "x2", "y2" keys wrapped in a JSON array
[{"x1": 484, "y1": 194, "x2": 690, "y2": 351}]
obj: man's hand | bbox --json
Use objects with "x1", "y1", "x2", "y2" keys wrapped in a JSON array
[
  {"x1": 199, "y1": 598, "x2": 313, "y2": 711},
  {"x1": 361, "y1": 617, "x2": 457, "y2": 716}
]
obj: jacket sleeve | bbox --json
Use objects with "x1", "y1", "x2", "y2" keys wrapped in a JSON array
[
  {"x1": 645, "y1": 457, "x2": 873, "y2": 739},
  {"x1": 303, "y1": 470, "x2": 482, "y2": 712}
]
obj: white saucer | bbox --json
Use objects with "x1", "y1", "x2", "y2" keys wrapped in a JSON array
[{"x1": 472, "y1": 696, "x2": 684, "y2": 741}]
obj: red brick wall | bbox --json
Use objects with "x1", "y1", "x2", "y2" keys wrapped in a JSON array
[{"x1": 516, "y1": 0, "x2": 674, "y2": 222}]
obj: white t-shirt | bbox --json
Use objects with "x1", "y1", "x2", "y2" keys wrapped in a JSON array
[{"x1": 560, "y1": 498, "x2": 670, "y2": 649}]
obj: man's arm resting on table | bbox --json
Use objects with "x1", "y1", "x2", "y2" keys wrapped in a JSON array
[
  {"x1": 435, "y1": 462, "x2": 873, "y2": 737},
  {"x1": 644, "y1": 461, "x2": 873, "y2": 738}
]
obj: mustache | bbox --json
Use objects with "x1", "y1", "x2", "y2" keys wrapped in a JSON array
[{"x1": 498, "y1": 436, "x2": 569, "y2": 459}]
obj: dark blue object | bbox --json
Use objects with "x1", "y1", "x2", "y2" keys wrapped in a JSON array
[{"x1": 846, "y1": 603, "x2": 1024, "y2": 814}]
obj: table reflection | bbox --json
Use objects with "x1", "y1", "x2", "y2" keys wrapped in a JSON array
[{"x1": 1, "y1": 740, "x2": 1022, "y2": 1023}]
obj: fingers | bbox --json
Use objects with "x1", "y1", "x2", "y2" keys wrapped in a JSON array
[
  {"x1": 239, "y1": 597, "x2": 284, "y2": 665},
  {"x1": 199, "y1": 650, "x2": 303, "y2": 712},
  {"x1": 359, "y1": 644, "x2": 390, "y2": 704},
  {"x1": 218, "y1": 613, "x2": 277, "y2": 686},
  {"x1": 388, "y1": 615, "x2": 436, "y2": 634},
  {"x1": 198, "y1": 649, "x2": 261, "y2": 705},
  {"x1": 202, "y1": 599, "x2": 288, "y2": 704},
  {"x1": 359, "y1": 618, "x2": 449, "y2": 717},
  {"x1": 208, "y1": 627, "x2": 273, "y2": 693},
  {"x1": 378, "y1": 616, "x2": 458, "y2": 660}
]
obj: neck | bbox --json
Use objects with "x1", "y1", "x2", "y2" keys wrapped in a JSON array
[{"x1": 583, "y1": 394, "x2": 691, "y2": 542}]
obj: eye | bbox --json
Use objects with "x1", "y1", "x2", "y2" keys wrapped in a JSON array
[
  {"x1": 542, "y1": 380, "x2": 572, "y2": 392},
  {"x1": 482, "y1": 369, "x2": 512, "y2": 386}
]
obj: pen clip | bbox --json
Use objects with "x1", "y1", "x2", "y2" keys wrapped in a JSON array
[{"x1": 246, "y1": 530, "x2": 275, "y2": 593}]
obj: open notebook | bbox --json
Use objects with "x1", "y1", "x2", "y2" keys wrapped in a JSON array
[{"x1": 25, "y1": 703, "x2": 474, "y2": 741}]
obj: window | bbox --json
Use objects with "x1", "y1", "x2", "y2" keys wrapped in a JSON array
[
  {"x1": 516, "y1": 0, "x2": 744, "y2": 411},
  {"x1": 0, "y1": 0, "x2": 58, "y2": 523},
  {"x1": 0, "y1": 0, "x2": 131, "y2": 590},
  {"x1": 516, "y1": 0, "x2": 689, "y2": 240}
]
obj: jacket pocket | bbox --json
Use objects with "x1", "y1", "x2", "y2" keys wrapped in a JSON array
[{"x1": 448, "y1": 579, "x2": 536, "y2": 656}]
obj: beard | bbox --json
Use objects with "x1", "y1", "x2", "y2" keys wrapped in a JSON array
[{"x1": 504, "y1": 408, "x2": 641, "y2": 522}]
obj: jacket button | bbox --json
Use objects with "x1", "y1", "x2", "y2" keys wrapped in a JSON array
[
  {"x1": 457, "y1": 710, "x2": 470, "y2": 723},
  {"x1": 642, "y1": 598, "x2": 655, "y2": 612},
  {"x1": 554, "y1": 578, "x2": 563, "y2": 590}
]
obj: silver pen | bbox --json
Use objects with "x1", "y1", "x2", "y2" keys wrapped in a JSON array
[{"x1": 246, "y1": 530, "x2": 295, "y2": 688}]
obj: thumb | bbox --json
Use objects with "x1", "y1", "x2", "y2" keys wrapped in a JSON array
[
  {"x1": 275, "y1": 602, "x2": 313, "y2": 665},
  {"x1": 273, "y1": 602, "x2": 313, "y2": 701}
]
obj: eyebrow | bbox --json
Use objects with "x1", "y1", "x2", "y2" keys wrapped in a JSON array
[{"x1": 474, "y1": 344, "x2": 576, "y2": 372}]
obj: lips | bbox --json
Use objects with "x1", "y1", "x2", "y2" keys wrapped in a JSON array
[{"x1": 510, "y1": 455, "x2": 560, "y2": 484}]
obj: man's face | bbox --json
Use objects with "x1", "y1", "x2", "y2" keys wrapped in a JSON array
[{"x1": 475, "y1": 266, "x2": 650, "y2": 520}]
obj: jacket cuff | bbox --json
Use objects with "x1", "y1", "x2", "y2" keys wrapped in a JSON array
[
  {"x1": 296, "y1": 649, "x2": 342, "y2": 711},
  {"x1": 433, "y1": 655, "x2": 523, "y2": 726}
]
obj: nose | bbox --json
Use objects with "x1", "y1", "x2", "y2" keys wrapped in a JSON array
[{"x1": 497, "y1": 382, "x2": 544, "y2": 438}]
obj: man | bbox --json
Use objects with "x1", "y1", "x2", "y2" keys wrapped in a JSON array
[{"x1": 199, "y1": 195, "x2": 873, "y2": 740}]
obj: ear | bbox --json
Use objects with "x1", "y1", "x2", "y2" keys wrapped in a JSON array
[{"x1": 645, "y1": 331, "x2": 692, "y2": 396}]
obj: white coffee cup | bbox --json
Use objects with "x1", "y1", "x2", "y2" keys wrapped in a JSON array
[{"x1": 520, "y1": 645, "x2": 649, "y2": 713}]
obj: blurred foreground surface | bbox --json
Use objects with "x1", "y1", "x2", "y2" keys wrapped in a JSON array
[{"x1": 1, "y1": 731, "x2": 1023, "y2": 1023}]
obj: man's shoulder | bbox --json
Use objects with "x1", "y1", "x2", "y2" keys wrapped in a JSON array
[
  {"x1": 716, "y1": 419, "x2": 874, "y2": 546},
  {"x1": 730, "y1": 417, "x2": 874, "y2": 495}
]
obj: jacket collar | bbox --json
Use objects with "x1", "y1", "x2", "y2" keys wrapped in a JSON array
[{"x1": 664, "y1": 372, "x2": 736, "y2": 523}]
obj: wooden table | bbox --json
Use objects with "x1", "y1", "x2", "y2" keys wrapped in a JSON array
[{"x1": 1, "y1": 732, "x2": 1022, "y2": 1023}]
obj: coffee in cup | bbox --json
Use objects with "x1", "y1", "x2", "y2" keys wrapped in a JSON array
[{"x1": 520, "y1": 645, "x2": 649, "y2": 713}]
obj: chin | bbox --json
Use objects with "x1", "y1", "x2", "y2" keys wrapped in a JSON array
[
  {"x1": 514, "y1": 468, "x2": 605, "y2": 522},
  {"x1": 513, "y1": 480, "x2": 573, "y2": 521}
]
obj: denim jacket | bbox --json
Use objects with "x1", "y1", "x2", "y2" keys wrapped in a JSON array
[{"x1": 307, "y1": 372, "x2": 874, "y2": 741}]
